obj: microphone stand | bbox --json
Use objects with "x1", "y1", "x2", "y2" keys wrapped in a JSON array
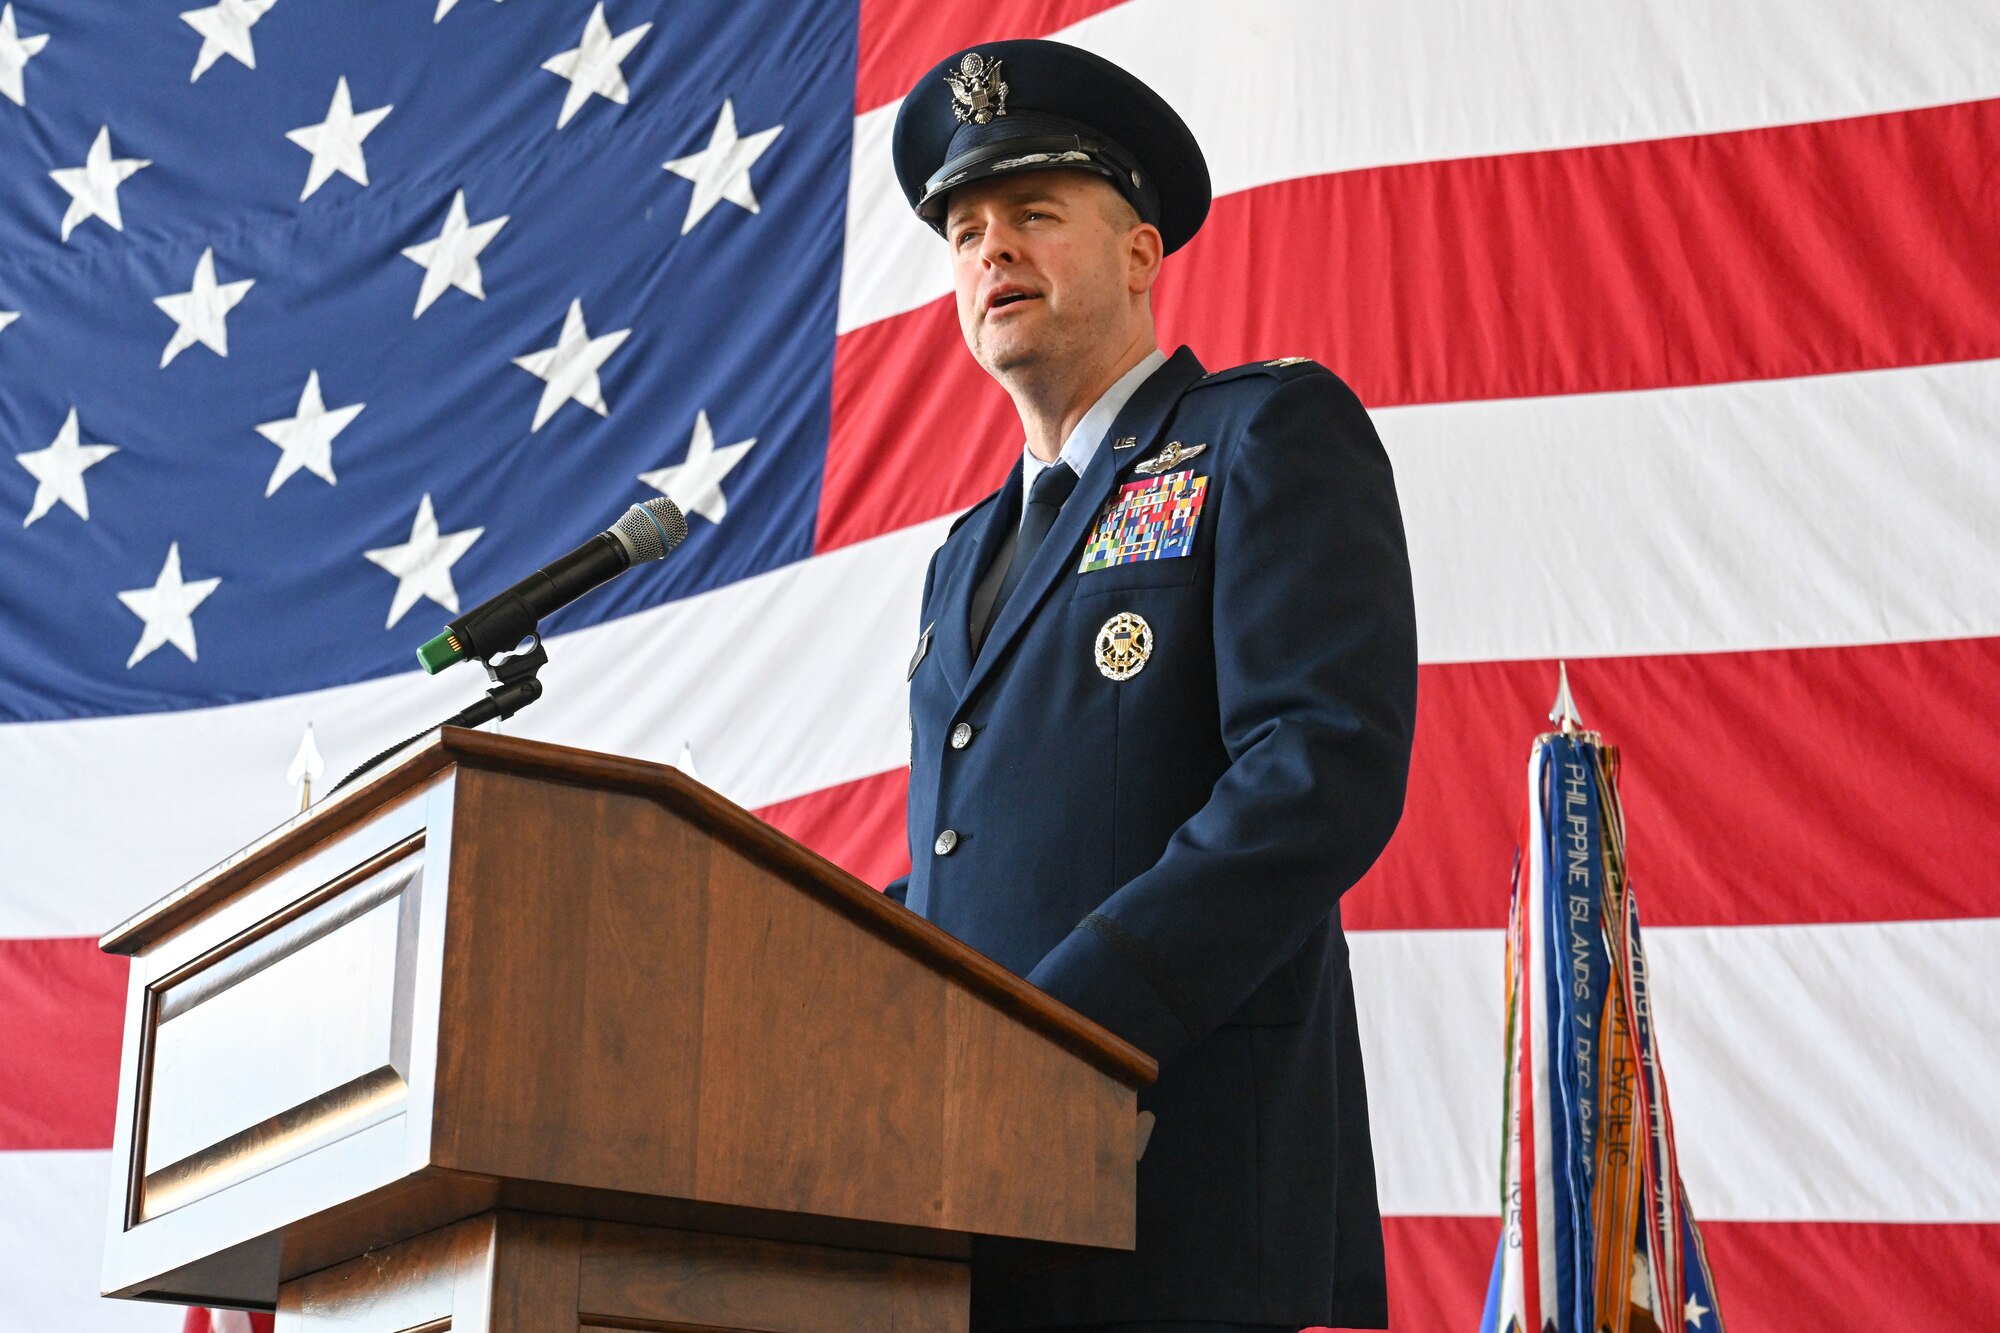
[
  {"x1": 446, "y1": 633, "x2": 548, "y2": 730},
  {"x1": 328, "y1": 633, "x2": 550, "y2": 797}
]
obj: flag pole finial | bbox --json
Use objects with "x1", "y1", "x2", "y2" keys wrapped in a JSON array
[
  {"x1": 288, "y1": 721, "x2": 325, "y2": 812},
  {"x1": 1550, "y1": 661, "x2": 1583, "y2": 735}
]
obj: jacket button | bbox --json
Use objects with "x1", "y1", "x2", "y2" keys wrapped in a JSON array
[
  {"x1": 933, "y1": 829, "x2": 959, "y2": 856},
  {"x1": 950, "y1": 722, "x2": 973, "y2": 749}
]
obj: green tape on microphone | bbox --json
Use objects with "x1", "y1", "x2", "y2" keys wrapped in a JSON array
[{"x1": 416, "y1": 628, "x2": 470, "y2": 674}]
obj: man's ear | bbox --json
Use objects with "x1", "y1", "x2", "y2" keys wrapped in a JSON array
[{"x1": 1128, "y1": 222, "x2": 1164, "y2": 296}]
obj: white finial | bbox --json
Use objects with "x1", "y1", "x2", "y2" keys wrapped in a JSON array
[
  {"x1": 287, "y1": 722, "x2": 325, "y2": 812},
  {"x1": 1549, "y1": 662, "x2": 1583, "y2": 734},
  {"x1": 675, "y1": 741, "x2": 699, "y2": 782}
]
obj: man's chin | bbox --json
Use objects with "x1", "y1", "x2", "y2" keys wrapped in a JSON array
[{"x1": 975, "y1": 335, "x2": 1053, "y2": 378}]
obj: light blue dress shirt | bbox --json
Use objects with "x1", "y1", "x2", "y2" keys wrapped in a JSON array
[{"x1": 1018, "y1": 347, "x2": 1169, "y2": 526}]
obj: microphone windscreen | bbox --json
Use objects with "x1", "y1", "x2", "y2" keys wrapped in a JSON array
[{"x1": 612, "y1": 497, "x2": 689, "y2": 563}]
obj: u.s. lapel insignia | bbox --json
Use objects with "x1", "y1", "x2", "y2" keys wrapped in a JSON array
[
  {"x1": 1134, "y1": 440, "x2": 1207, "y2": 475},
  {"x1": 1111, "y1": 436, "x2": 1139, "y2": 450},
  {"x1": 945, "y1": 52, "x2": 1008, "y2": 124},
  {"x1": 1095, "y1": 612, "x2": 1153, "y2": 681}
]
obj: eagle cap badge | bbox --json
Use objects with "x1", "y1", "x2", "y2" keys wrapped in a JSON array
[{"x1": 946, "y1": 52, "x2": 1009, "y2": 124}]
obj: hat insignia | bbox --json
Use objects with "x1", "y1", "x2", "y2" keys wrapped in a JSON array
[{"x1": 946, "y1": 52, "x2": 1009, "y2": 125}]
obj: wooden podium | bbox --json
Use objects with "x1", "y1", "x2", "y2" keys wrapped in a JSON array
[{"x1": 98, "y1": 728, "x2": 1155, "y2": 1331}]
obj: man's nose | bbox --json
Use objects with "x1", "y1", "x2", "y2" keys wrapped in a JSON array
[{"x1": 976, "y1": 223, "x2": 1018, "y2": 266}]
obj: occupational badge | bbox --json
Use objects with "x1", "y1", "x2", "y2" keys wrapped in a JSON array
[
  {"x1": 945, "y1": 52, "x2": 1008, "y2": 124},
  {"x1": 1133, "y1": 440, "x2": 1207, "y2": 475},
  {"x1": 1095, "y1": 612, "x2": 1153, "y2": 681},
  {"x1": 1264, "y1": 356, "x2": 1311, "y2": 367},
  {"x1": 1080, "y1": 472, "x2": 1208, "y2": 571}
]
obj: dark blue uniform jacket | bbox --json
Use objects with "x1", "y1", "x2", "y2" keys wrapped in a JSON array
[{"x1": 887, "y1": 345, "x2": 1417, "y2": 1330}]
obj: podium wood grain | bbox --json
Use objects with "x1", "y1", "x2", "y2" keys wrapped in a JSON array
[{"x1": 98, "y1": 729, "x2": 1153, "y2": 1327}]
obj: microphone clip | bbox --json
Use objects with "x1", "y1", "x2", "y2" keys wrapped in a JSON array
[
  {"x1": 450, "y1": 631, "x2": 549, "y2": 731},
  {"x1": 326, "y1": 632, "x2": 550, "y2": 798}
]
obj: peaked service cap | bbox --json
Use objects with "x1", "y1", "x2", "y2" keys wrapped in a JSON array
[{"x1": 892, "y1": 39, "x2": 1211, "y2": 254}]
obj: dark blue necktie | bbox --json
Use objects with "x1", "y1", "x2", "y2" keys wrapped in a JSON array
[{"x1": 978, "y1": 460, "x2": 1078, "y2": 650}]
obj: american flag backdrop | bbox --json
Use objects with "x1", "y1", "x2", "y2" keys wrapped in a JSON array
[{"x1": 3, "y1": 0, "x2": 1998, "y2": 1328}]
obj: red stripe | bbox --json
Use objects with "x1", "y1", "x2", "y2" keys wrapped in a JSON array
[
  {"x1": 1162, "y1": 97, "x2": 2000, "y2": 408},
  {"x1": 744, "y1": 636, "x2": 2000, "y2": 929},
  {"x1": 820, "y1": 99, "x2": 2000, "y2": 553},
  {"x1": 821, "y1": 297, "x2": 1010, "y2": 554},
  {"x1": 854, "y1": 0, "x2": 1131, "y2": 114},
  {"x1": 0, "y1": 936, "x2": 125, "y2": 1151},
  {"x1": 1350, "y1": 636, "x2": 2000, "y2": 930},
  {"x1": 1357, "y1": 1216, "x2": 2000, "y2": 1331},
  {"x1": 181, "y1": 1311, "x2": 275, "y2": 1333},
  {"x1": 755, "y1": 765, "x2": 913, "y2": 890},
  {"x1": 1366, "y1": 1215, "x2": 1500, "y2": 1332}
]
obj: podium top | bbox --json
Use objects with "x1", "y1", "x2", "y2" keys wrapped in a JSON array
[{"x1": 101, "y1": 726, "x2": 1155, "y2": 1088}]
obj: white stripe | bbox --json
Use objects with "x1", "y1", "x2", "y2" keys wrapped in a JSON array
[
  {"x1": 0, "y1": 1151, "x2": 175, "y2": 1330},
  {"x1": 1353, "y1": 919, "x2": 2000, "y2": 1221},
  {"x1": 1383, "y1": 356, "x2": 2000, "y2": 663},
  {"x1": 13, "y1": 357, "x2": 2000, "y2": 935},
  {"x1": 0, "y1": 515, "x2": 946, "y2": 939},
  {"x1": 840, "y1": 0, "x2": 2000, "y2": 332}
]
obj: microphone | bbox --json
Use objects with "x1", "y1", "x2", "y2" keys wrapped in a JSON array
[{"x1": 415, "y1": 497, "x2": 688, "y2": 673}]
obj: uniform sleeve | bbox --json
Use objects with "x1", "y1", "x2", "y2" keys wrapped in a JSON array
[{"x1": 1023, "y1": 369, "x2": 1418, "y2": 1067}]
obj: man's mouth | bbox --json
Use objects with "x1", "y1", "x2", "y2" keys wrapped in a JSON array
[{"x1": 985, "y1": 286, "x2": 1040, "y2": 314}]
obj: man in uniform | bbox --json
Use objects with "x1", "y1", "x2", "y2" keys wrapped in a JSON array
[{"x1": 884, "y1": 38, "x2": 1418, "y2": 1333}]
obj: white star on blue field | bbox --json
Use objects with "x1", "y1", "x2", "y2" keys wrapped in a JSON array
[{"x1": 0, "y1": 0, "x2": 854, "y2": 722}]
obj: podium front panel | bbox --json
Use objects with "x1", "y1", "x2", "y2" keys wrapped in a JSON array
[{"x1": 101, "y1": 778, "x2": 456, "y2": 1306}]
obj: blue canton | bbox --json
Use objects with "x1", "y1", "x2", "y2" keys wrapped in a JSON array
[{"x1": 0, "y1": 0, "x2": 856, "y2": 721}]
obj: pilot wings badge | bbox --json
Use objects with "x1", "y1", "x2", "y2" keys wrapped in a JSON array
[
  {"x1": 946, "y1": 52, "x2": 1009, "y2": 124},
  {"x1": 1134, "y1": 440, "x2": 1208, "y2": 475}
]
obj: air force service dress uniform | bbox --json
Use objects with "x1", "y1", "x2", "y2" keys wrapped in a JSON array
[{"x1": 886, "y1": 40, "x2": 1419, "y2": 1332}]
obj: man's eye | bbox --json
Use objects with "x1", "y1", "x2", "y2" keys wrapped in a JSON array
[{"x1": 955, "y1": 229, "x2": 978, "y2": 247}]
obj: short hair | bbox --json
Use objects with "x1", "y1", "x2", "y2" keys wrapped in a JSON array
[{"x1": 1096, "y1": 180, "x2": 1143, "y2": 233}]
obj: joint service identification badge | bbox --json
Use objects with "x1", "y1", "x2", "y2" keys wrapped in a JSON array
[
  {"x1": 1078, "y1": 472, "x2": 1208, "y2": 572},
  {"x1": 1096, "y1": 612, "x2": 1153, "y2": 681}
]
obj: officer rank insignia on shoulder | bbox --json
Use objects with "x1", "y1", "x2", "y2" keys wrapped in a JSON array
[{"x1": 1079, "y1": 471, "x2": 1208, "y2": 572}]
